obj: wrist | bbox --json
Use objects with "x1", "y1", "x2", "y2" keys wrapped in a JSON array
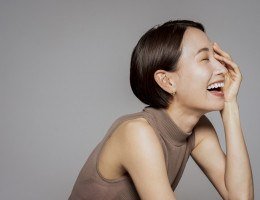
[
  {"x1": 224, "y1": 97, "x2": 238, "y2": 104},
  {"x1": 224, "y1": 100, "x2": 238, "y2": 106},
  {"x1": 220, "y1": 101, "x2": 239, "y2": 117}
]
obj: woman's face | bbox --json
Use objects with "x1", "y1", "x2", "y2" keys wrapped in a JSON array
[{"x1": 172, "y1": 27, "x2": 228, "y2": 113}]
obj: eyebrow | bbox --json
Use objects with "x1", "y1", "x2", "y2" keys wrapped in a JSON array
[{"x1": 196, "y1": 47, "x2": 209, "y2": 55}]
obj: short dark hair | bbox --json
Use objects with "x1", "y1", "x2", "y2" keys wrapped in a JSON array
[{"x1": 130, "y1": 19, "x2": 205, "y2": 108}]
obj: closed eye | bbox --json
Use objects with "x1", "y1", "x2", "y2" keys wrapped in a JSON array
[{"x1": 202, "y1": 58, "x2": 209, "y2": 61}]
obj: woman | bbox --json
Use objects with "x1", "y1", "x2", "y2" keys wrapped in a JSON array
[{"x1": 68, "y1": 20, "x2": 254, "y2": 200}]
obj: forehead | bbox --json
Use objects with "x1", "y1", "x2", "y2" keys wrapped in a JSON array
[{"x1": 180, "y1": 27, "x2": 213, "y2": 58}]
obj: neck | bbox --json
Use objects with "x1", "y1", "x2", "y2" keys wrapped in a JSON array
[{"x1": 165, "y1": 102, "x2": 205, "y2": 133}]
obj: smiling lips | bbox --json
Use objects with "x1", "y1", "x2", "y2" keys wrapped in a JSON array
[
  {"x1": 207, "y1": 82, "x2": 224, "y2": 90},
  {"x1": 206, "y1": 82, "x2": 224, "y2": 97}
]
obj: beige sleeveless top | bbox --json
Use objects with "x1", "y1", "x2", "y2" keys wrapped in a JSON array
[{"x1": 68, "y1": 106, "x2": 195, "y2": 200}]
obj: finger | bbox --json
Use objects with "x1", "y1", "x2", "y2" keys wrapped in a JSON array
[
  {"x1": 213, "y1": 52, "x2": 225, "y2": 64},
  {"x1": 213, "y1": 43, "x2": 232, "y2": 60},
  {"x1": 214, "y1": 53, "x2": 235, "y2": 67},
  {"x1": 214, "y1": 53, "x2": 241, "y2": 75},
  {"x1": 213, "y1": 42, "x2": 232, "y2": 60}
]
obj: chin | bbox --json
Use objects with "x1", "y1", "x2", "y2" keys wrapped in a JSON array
[
  {"x1": 202, "y1": 101, "x2": 225, "y2": 112},
  {"x1": 210, "y1": 103, "x2": 225, "y2": 111}
]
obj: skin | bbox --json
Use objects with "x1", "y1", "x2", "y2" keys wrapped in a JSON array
[
  {"x1": 155, "y1": 27, "x2": 228, "y2": 133},
  {"x1": 97, "y1": 27, "x2": 254, "y2": 199}
]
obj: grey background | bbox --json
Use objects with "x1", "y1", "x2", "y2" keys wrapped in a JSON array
[{"x1": 0, "y1": 0, "x2": 259, "y2": 199}]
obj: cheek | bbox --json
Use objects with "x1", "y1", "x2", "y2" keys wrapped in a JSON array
[
  {"x1": 177, "y1": 61, "x2": 212, "y2": 92},
  {"x1": 194, "y1": 65, "x2": 211, "y2": 84},
  {"x1": 180, "y1": 68, "x2": 211, "y2": 94},
  {"x1": 194, "y1": 63, "x2": 211, "y2": 75}
]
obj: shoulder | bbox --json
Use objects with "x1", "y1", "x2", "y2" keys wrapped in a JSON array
[
  {"x1": 194, "y1": 114, "x2": 214, "y2": 131},
  {"x1": 124, "y1": 117, "x2": 154, "y2": 135},
  {"x1": 192, "y1": 114, "x2": 217, "y2": 150},
  {"x1": 115, "y1": 117, "x2": 165, "y2": 166},
  {"x1": 116, "y1": 117, "x2": 160, "y2": 147},
  {"x1": 115, "y1": 118, "x2": 175, "y2": 199}
]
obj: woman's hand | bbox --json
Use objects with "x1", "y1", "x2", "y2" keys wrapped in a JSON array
[{"x1": 213, "y1": 42, "x2": 242, "y2": 103}]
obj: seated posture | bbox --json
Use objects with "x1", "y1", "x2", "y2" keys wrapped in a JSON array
[{"x1": 68, "y1": 20, "x2": 254, "y2": 200}]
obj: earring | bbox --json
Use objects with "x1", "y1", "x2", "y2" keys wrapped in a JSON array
[
  {"x1": 163, "y1": 74, "x2": 176, "y2": 96},
  {"x1": 162, "y1": 74, "x2": 167, "y2": 82},
  {"x1": 170, "y1": 81, "x2": 176, "y2": 96}
]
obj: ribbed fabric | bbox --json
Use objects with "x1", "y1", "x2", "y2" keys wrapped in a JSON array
[{"x1": 68, "y1": 106, "x2": 195, "y2": 200}]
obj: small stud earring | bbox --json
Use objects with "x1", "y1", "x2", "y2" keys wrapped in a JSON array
[{"x1": 162, "y1": 74, "x2": 167, "y2": 82}]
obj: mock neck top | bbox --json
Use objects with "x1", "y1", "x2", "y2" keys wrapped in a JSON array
[
  {"x1": 143, "y1": 106, "x2": 192, "y2": 145},
  {"x1": 68, "y1": 106, "x2": 195, "y2": 200}
]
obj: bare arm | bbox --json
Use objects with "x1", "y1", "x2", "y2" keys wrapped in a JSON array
[
  {"x1": 191, "y1": 111, "x2": 253, "y2": 200},
  {"x1": 215, "y1": 42, "x2": 254, "y2": 199},
  {"x1": 221, "y1": 101, "x2": 254, "y2": 199},
  {"x1": 118, "y1": 119, "x2": 176, "y2": 200},
  {"x1": 191, "y1": 115, "x2": 228, "y2": 199},
  {"x1": 191, "y1": 42, "x2": 254, "y2": 199}
]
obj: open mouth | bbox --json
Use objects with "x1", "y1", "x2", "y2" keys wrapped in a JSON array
[
  {"x1": 207, "y1": 81, "x2": 224, "y2": 93},
  {"x1": 206, "y1": 81, "x2": 224, "y2": 97},
  {"x1": 207, "y1": 87, "x2": 222, "y2": 92}
]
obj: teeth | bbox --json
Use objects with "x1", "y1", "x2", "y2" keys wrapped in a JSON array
[{"x1": 207, "y1": 82, "x2": 224, "y2": 90}]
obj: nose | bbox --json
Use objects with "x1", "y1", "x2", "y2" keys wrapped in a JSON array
[{"x1": 212, "y1": 56, "x2": 228, "y2": 76}]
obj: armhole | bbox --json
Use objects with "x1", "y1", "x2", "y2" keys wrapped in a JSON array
[
  {"x1": 188, "y1": 128, "x2": 196, "y2": 153},
  {"x1": 95, "y1": 111, "x2": 168, "y2": 184}
]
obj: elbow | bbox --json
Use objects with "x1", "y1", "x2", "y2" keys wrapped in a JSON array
[
  {"x1": 227, "y1": 192, "x2": 254, "y2": 200},
  {"x1": 226, "y1": 181, "x2": 254, "y2": 200}
]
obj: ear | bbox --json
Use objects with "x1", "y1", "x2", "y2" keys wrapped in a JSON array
[{"x1": 154, "y1": 70, "x2": 176, "y2": 94}]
